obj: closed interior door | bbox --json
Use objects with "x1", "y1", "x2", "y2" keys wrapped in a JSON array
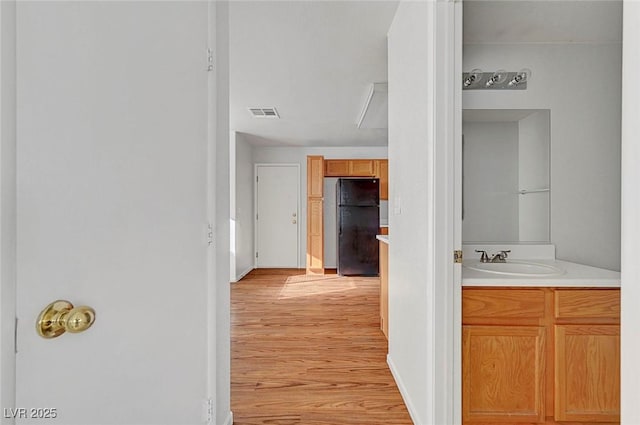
[
  {"x1": 256, "y1": 165, "x2": 299, "y2": 268},
  {"x1": 14, "y1": 3, "x2": 211, "y2": 424}
]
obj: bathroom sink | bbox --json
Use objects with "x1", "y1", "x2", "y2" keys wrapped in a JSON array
[{"x1": 464, "y1": 260, "x2": 564, "y2": 277}]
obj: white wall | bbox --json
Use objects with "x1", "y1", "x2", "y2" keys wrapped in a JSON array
[
  {"x1": 388, "y1": 2, "x2": 459, "y2": 423},
  {"x1": 464, "y1": 43, "x2": 621, "y2": 270},
  {"x1": 518, "y1": 111, "x2": 550, "y2": 241},
  {"x1": 251, "y1": 145, "x2": 387, "y2": 268},
  {"x1": 463, "y1": 121, "x2": 519, "y2": 242},
  {"x1": 621, "y1": 2, "x2": 640, "y2": 423},
  {"x1": 0, "y1": 1, "x2": 17, "y2": 420},
  {"x1": 388, "y1": 7, "x2": 431, "y2": 418},
  {"x1": 231, "y1": 133, "x2": 255, "y2": 281}
]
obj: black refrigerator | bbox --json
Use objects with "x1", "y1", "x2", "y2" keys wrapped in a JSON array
[{"x1": 336, "y1": 178, "x2": 380, "y2": 276}]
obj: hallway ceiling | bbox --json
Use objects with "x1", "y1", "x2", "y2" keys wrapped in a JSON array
[
  {"x1": 229, "y1": 1, "x2": 622, "y2": 148},
  {"x1": 229, "y1": 1, "x2": 398, "y2": 147}
]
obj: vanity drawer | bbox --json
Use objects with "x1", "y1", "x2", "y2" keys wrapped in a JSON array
[
  {"x1": 554, "y1": 289, "x2": 620, "y2": 322},
  {"x1": 463, "y1": 288, "x2": 547, "y2": 324}
]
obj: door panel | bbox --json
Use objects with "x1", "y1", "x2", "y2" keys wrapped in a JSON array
[
  {"x1": 16, "y1": 3, "x2": 210, "y2": 424},
  {"x1": 462, "y1": 325, "x2": 546, "y2": 423},
  {"x1": 555, "y1": 325, "x2": 620, "y2": 422},
  {"x1": 256, "y1": 165, "x2": 299, "y2": 268}
]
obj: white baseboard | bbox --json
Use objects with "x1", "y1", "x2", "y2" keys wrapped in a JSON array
[
  {"x1": 233, "y1": 267, "x2": 253, "y2": 283},
  {"x1": 387, "y1": 354, "x2": 420, "y2": 425},
  {"x1": 221, "y1": 410, "x2": 233, "y2": 425}
]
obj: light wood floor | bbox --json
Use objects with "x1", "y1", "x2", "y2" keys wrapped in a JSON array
[{"x1": 231, "y1": 268, "x2": 412, "y2": 425}]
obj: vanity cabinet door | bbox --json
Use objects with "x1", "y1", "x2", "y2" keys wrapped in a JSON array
[
  {"x1": 462, "y1": 325, "x2": 546, "y2": 423},
  {"x1": 554, "y1": 324, "x2": 620, "y2": 423},
  {"x1": 553, "y1": 289, "x2": 620, "y2": 423}
]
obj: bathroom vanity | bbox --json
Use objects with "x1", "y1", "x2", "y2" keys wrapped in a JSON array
[{"x1": 462, "y1": 248, "x2": 620, "y2": 424}]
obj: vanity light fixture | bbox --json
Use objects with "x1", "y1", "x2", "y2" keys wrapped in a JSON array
[
  {"x1": 462, "y1": 69, "x2": 531, "y2": 90},
  {"x1": 508, "y1": 68, "x2": 532, "y2": 87}
]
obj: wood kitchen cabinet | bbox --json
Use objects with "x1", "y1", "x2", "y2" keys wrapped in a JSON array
[
  {"x1": 324, "y1": 159, "x2": 377, "y2": 177},
  {"x1": 462, "y1": 287, "x2": 620, "y2": 425},
  {"x1": 307, "y1": 155, "x2": 325, "y2": 198},
  {"x1": 349, "y1": 159, "x2": 377, "y2": 176},
  {"x1": 306, "y1": 156, "x2": 324, "y2": 275},
  {"x1": 377, "y1": 159, "x2": 388, "y2": 200},
  {"x1": 324, "y1": 159, "x2": 350, "y2": 177},
  {"x1": 323, "y1": 159, "x2": 388, "y2": 200}
]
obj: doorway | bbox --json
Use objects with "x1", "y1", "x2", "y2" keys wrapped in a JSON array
[{"x1": 255, "y1": 164, "x2": 300, "y2": 268}]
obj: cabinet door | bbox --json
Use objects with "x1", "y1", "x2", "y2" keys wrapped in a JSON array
[
  {"x1": 324, "y1": 159, "x2": 350, "y2": 177},
  {"x1": 307, "y1": 155, "x2": 325, "y2": 197},
  {"x1": 555, "y1": 325, "x2": 620, "y2": 422},
  {"x1": 349, "y1": 159, "x2": 376, "y2": 176},
  {"x1": 306, "y1": 197, "x2": 324, "y2": 275},
  {"x1": 378, "y1": 159, "x2": 388, "y2": 200},
  {"x1": 306, "y1": 156, "x2": 324, "y2": 274},
  {"x1": 463, "y1": 326, "x2": 546, "y2": 423}
]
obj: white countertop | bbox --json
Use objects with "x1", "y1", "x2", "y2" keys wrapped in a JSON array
[
  {"x1": 376, "y1": 235, "x2": 389, "y2": 244},
  {"x1": 462, "y1": 259, "x2": 620, "y2": 287}
]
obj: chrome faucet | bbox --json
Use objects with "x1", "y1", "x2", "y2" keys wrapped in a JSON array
[
  {"x1": 490, "y1": 250, "x2": 511, "y2": 263},
  {"x1": 475, "y1": 250, "x2": 490, "y2": 263}
]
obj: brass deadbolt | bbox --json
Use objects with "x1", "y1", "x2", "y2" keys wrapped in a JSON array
[{"x1": 36, "y1": 300, "x2": 96, "y2": 339}]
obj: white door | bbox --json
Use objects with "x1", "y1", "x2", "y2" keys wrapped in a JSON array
[
  {"x1": 255, "y1": 165, "x2": 299, "y2": 268},
  {"x1": 14, "y1": 3, "x2": 211, "y2": 424}
]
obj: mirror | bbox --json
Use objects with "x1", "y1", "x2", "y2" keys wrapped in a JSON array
[{"x1": 463, "y1": 109, "x2": 550, "y2": 243}]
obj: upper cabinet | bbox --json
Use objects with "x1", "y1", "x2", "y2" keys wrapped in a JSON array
[
  {"x1": 323, "y1": 159, "x2": 388, "y2": 200},
  {"x1": 349, "y1": 159, "x2": 377, "y2": 176},
  {"x1": 307, "y1": 155, "x2": 325, "y2": 198},
  {"x1": 324, "y1": 160, "x2": 350, "y2": 177}
]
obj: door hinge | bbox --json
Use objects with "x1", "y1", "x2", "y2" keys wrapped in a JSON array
[
  {"x1": 207, "y1": 48, "x2": 214, "y2": 72},
  {"x1": 207, "y1": 224, "x2": 213, "y2": 246},
  {"x1": 454, "y1": 250, "x2": 463, "y2": 264},
  {"x1": 256, "y1": 213, "x2": 258, "y2": 221},
  {"x1": 256, "y1": 175, "x2": 259, "y2": 183},
  {"x1": 205, "y1": 398, "x2": 214, "y2": 423},
  {"x1": 256, "y1": 252, "x2": 258, "y2": 258}
]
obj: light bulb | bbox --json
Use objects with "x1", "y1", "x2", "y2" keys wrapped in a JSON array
[
  {"x1": 485, "y1": 69, "x2": 508, "y2": 87},
  {"x1": 508, "y1": 68, "x2": 532, "y2": 86},
  {"x1": 463, "y1": 68, "x2": 483, "y2": 88}
]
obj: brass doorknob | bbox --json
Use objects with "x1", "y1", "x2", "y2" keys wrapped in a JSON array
[{"x1": 36, "y1": 300, "x2": 96, "y2": 339}]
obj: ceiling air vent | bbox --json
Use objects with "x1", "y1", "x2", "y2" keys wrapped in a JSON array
[{"x1": 248, "y1": 107, "x2": 280, "y2": 118}]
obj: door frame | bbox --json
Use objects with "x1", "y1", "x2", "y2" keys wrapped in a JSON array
[
  {"x1": 254, "y1": 163, "x2": 301, "y2": 269},
  {"x1": 452, "y1": 1, "x2": 463, "y2": 423},
  {"x1": 0, "y1": 0, "x2": 17, "y2": 415},
  {"x1": 433, "y1": 1, "x2": 462, "y2": 423}
]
